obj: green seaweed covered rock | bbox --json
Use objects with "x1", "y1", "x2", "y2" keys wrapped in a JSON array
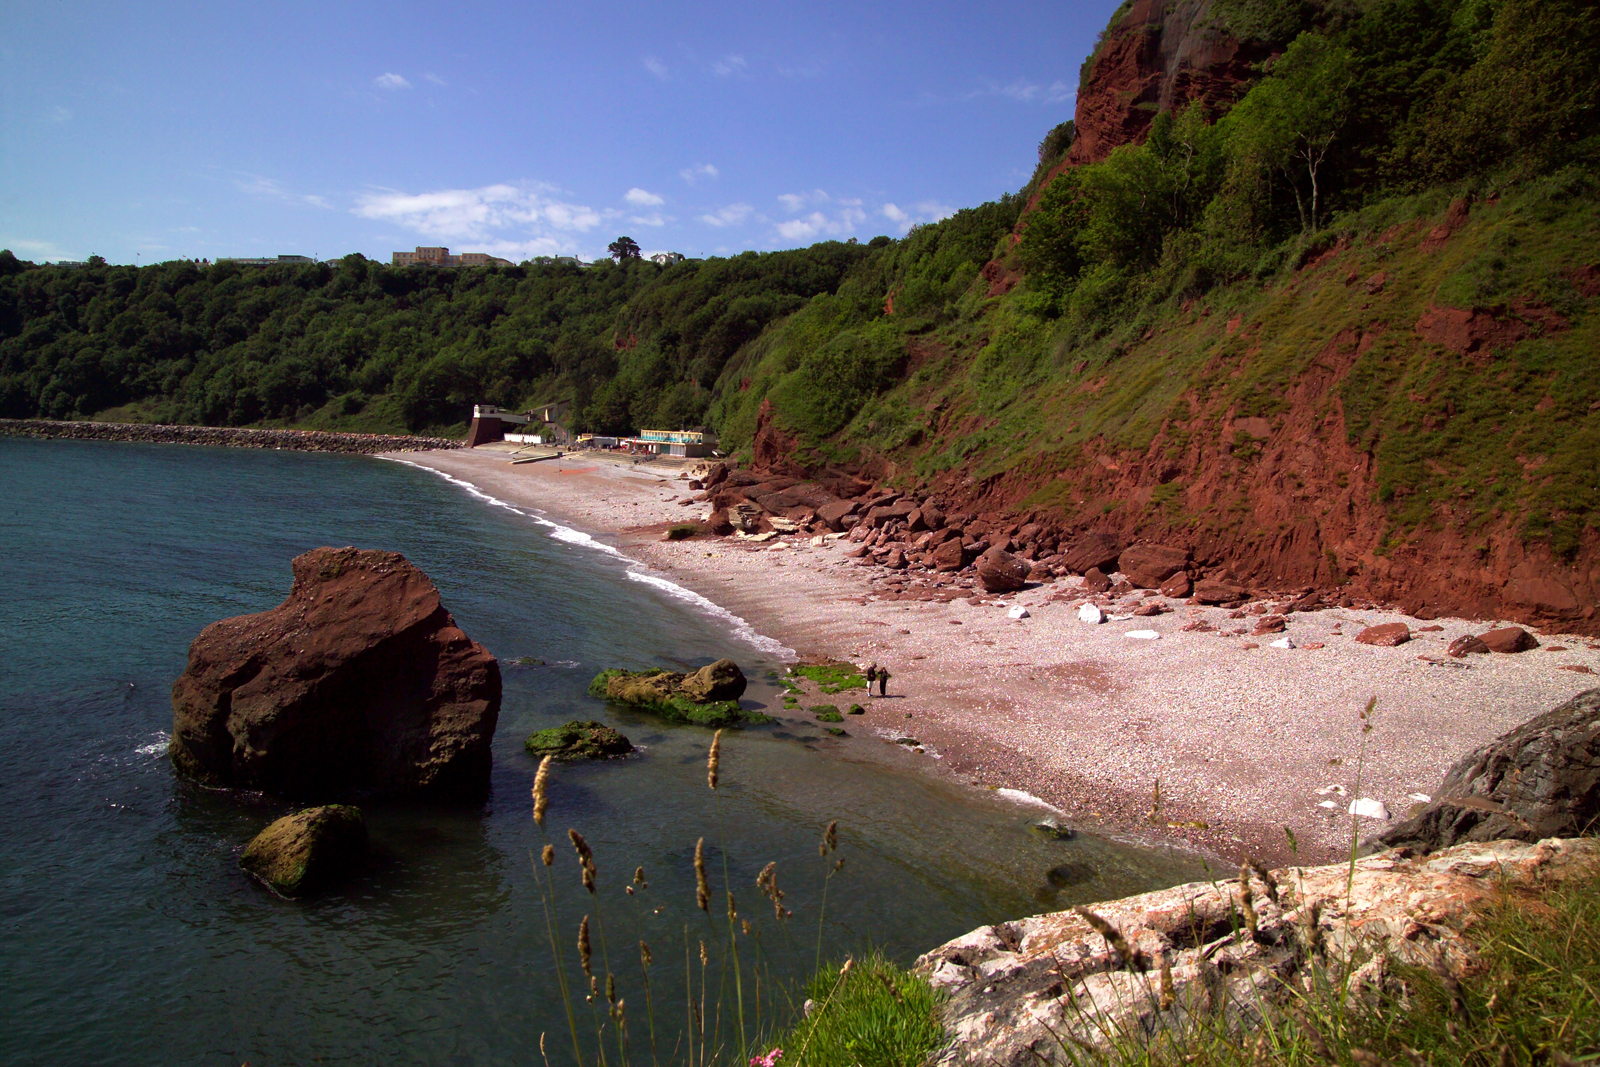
[
  {"x1": 588, "y1": 659, "x2": 767, "y2": 726},
  {"x1": 525, "y1": 720, "x2": 634, "y2": 760},
  {"x1": 240, "y1": 804, "x2": 368, "y2": 897}
]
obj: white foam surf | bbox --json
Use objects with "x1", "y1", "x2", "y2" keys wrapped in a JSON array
[
  {"x1": 381, "y1": 457, "x2": 793, "y2": 659},
  {"x1": 135, "y1": 732, "x2": 170, "y2": 757},
  {"x1": 995, "y1": 787, "x2": 1067, "y2": 816}
]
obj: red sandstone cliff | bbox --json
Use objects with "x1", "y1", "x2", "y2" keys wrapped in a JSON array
[{"x1": 1023, "y1": 0, "x2": 1270, "y2": 217}]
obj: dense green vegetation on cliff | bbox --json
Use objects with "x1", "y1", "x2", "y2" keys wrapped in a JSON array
[{"x1": 2, "y1": 0, "x2": 1595, "y2": 571}]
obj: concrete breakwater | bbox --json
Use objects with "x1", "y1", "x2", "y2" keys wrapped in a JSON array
[{"x1": 0, "y1": 419, "x2": 461, "y2": 453}]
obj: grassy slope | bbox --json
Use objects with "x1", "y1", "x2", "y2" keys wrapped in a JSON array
[{"x1": 714, "y1": 172, "x2": 1599, "y2": 615}]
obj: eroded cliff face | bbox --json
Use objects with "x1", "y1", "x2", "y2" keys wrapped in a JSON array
[{"x1": 1024, "y1": 0, "x2": 1270, "y2": 215}]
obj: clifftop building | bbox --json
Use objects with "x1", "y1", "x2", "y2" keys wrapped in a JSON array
[{"x1": 392, "y1": 246, "x2": 513, "y2": 268}]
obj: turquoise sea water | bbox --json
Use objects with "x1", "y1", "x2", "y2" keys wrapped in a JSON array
[{"x1": 0, "y1": 438, "x2": 1206, "y2": 1066}]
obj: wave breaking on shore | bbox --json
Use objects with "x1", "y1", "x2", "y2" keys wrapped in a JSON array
[{"x1": 383, "y1": 457, "x2": 793, "y2": 659}]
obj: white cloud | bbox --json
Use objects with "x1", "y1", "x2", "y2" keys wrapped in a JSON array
[
  {"x1": 353, "y1": 184, "x2": 602, "y2": 248},
  {"x1": 712, "y1": 54, "x2": 748, "y2": 76},
  {"x1": 235, "y1": 175, "x2": 332, "y2": 209},
  {"x1": 679, "y1": 163, "x2": 719, "y2": 184},
  {"x1": 424, "y1": 73, "x2": 447, "y2": 86},
  {"x1": 644, "y1": 56, "x2": 669, "y2": 79},
  {"x1": 44, "y1": 106, "x2": 73, "y2": 123},
  {"x1": 699, "y1": 203, "x2": 752, "y2": 228},
  {"x1": 880, "y1": 200, "x2": 954, "y2": 234},
  {"x1": 625, "y1": 187, "x2": 665, "y2": 207},
  {"x1": 970, "y1": 78, "x2": 1072, "y2": 104},
  {"x1": 374, "y1": 73, "x2": 412, "y2": 90},
  {"x1": 773, "y1": 201, "x2": 867, "y2": 242},
  {"x1": 1, "y1": 238, "x2": 73, "y2": 260},
  {"x1": 628, "y1": 214, "x2": 667, "y2": 227}
]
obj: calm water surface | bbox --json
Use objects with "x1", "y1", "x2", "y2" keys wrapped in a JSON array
[{"x1": 0, "y1": 438, "x2": 1207, "y2": 1066}]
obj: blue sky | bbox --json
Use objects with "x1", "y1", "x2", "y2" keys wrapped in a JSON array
[{"x1": 1, "y1": 1, "x2": 1117, "y2": 265}]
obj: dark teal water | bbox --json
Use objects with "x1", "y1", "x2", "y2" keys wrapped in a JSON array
[{"x1": 0, "y1": 438, "x2": 1206, "y2": 1066}]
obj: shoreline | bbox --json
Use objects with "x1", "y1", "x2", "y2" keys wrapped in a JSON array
[
  {"x1": 388, "y1": 445, "x2": 1600, "y2": 867},
  {"x1": 0, "y1": 418, "x2": 460, "y2": 454}
]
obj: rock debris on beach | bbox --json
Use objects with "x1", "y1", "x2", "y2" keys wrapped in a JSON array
[{"x1": 389, "y1": 446, "x2": 1600, "y2": 865}]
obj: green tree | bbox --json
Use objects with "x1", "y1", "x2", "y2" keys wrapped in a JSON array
[
  {"x1": 607, "y1": 236, "x2": 642, "y2": 262},
  {"x1": 1224, "y1": 32, "x2": 1357, "y2": 232}
]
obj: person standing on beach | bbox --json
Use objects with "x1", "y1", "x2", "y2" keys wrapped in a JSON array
[
  {"x1": 864, "y1": 663, "x2": 878, "y2": 696},
  {"x1": 876, "y1": 664, "x2": 891, "y2": 698}
]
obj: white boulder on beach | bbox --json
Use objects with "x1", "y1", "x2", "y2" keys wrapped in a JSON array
[{"x1": 1077, "y1": 604, "x2": 1104, "y2": 624}]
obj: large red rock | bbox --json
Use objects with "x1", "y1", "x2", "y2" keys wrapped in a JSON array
[
  {"x1": 169, "y1": 547, "x2": 501, "y2": 800},
  {"x1": 933, "y1": 538, "x2": 968, "y2": 573},
  {"x1": 1356, "y1": 623, "x2": 1411, "y2": 647},
  {"x1": 1117, "y1": 543, "x2": 1189, "y2": 589},
  {"x1": 1192, "y1": 579, "x2": 1245, "y2": 604},
  {"x1": 1062, "y1": 532, "x2": 1121, "y2": 575},
  {"x1": 1479, "y1": 627, "x2": 1540, "y2": 654},
  {"x1": 977, "y1": 547, "x2": 1030, "y2": 593}
]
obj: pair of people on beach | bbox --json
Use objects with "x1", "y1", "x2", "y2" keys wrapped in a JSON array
[{"x1": 864, "y1": 662, "x2": 890, "y2": 697}]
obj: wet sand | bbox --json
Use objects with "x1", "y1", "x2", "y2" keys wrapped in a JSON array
[{"x1": 386, "y1": 445, "x2": 1600, "y2": 865}]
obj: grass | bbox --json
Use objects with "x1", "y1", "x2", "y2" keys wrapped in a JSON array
[
  {"x1": 757, "y1": 953, "x2": 945, "y2": 1067},
  {"x1": 1065, "y1": 860, "x2": 1600, "y2": 1067},
  {"x1": 790, "y1": 664, "x2": 868, "y2": 694}
]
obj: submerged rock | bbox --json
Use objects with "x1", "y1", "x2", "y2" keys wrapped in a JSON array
[
  {"x1": 240, "y1": 804, "x2": 368, "y2": 897},
  {"x1": 1376, "y1": 688, "x2": 1600, "y2": 854},
  {"x1": 589, "y1": 659, "x2": 765, "y2": 727},
  {"x1": 1029, "y1": 817, "x2": 1076, "y2": 840},
  {"x1": 525, "y1": 721, "x2": 633, "y2": 760},
  {"x1": 169, "y1": 547, "x2": 500, "y2": 801}
]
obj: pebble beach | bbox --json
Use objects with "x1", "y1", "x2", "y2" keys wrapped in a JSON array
[{"x1": 389, "y1": 444, "x2": 1600, "y2": 865}]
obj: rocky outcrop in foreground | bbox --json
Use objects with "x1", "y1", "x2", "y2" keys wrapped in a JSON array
[
  {"x1": 240, "y1": 805, "x2": 369, "y2": 897},
  {"x1": 0, "y1": 418, "x2": 459, "y2": 452},
  {"x1": 170, "y1": 547, "x2": 500, "y2": 800},
  {"x1": 1377, "y1": 688, "x2": 1600, "y2": 853},
  {"x1": 916, "y1": 837, "x2": 1599, "y2": 1066}
]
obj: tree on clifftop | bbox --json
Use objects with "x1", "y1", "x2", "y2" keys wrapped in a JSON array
[{"x1": 608, "y1": 236, "x2": 642, "y2": 262}]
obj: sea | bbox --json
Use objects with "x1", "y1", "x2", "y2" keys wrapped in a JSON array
[{"x1": 0, "y1": 437, "x2": 1208, "y2": 1066}]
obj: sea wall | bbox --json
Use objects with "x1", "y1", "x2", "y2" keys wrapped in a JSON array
[{"x1": 0, "y1": 419, "x2": 460, "y2": 454}]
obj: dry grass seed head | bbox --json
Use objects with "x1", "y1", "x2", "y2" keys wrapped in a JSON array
[
  {"x1": 1249, "y1": 858, "x2": 1281, "y2": 904},
  {"x1": 1238, "y1": 865, "x2": 1260, "y2": 937},
  {"x1": 1074, "y1": 906, "x2": 1146, "y2": 971},
  {"x1": 821, "y1": 820, "x2": 838, "y2": 856},
  {"x1": 541, "y1": 844, "x2": 555, "y2": 867},
  {"x1": 694, "y1": 837, "x2": 710, "y2": 912},
  {"x1": 639, "y1": 939, "x2": 652, "y2": 969},
  {"x1": 707, "y1": 729, "x2": 722, "y2": 791},
  {"x1": 578, "y1": 915, "x2": 592, "y2": 975},
  {"x1": 532, "y1": 755, "x2": 552, "y2": 826}
]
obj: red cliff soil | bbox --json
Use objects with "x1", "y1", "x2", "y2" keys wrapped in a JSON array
[
  {"x1": 1016, "y1": 0, "x2": 1270, "y2": 224},
  {"x1": 919, "y1": 319, "x2": 1598, "y2": 636},
  {"x1": 169, "y1": 546, "x2": 501, "y2": 800}
]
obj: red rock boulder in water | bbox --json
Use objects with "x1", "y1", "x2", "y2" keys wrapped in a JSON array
[{"x1": 169, "y1": 547, "x2": 501, "y2": 801}]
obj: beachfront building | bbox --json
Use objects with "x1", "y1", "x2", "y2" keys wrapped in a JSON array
[
  {"x1": 649, "y1": 252, "x2": 685, "y2": 266},
  {"x1": 620, "y1": 428, "x2": 716, "y2": 458},
  {"x1": 392, "y1": 246, "x2": 514, "y2": 268}
]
